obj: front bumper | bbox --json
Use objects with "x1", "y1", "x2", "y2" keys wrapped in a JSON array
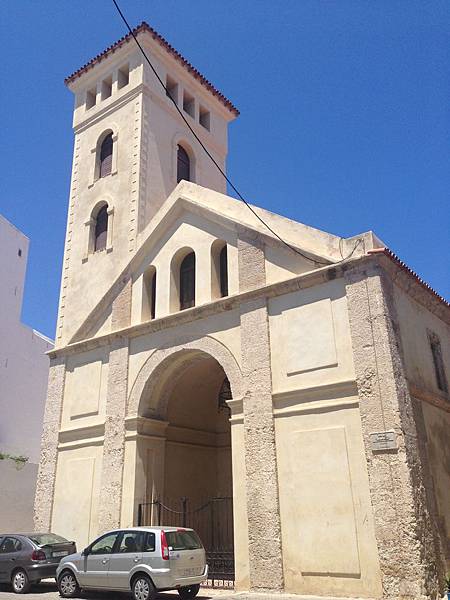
[{"x1": 27, "y1": 562, "x2": 59, "y2": 582}]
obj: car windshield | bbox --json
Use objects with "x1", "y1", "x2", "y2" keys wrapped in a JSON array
[
  {"x1": 28, "y1": 533, "x2": 68, "y2": 546},
  {"x1": 165, "y1": 530, "x2": 203, "y2": 550}
]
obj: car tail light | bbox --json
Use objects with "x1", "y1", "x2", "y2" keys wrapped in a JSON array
[
  {"x1": 160, "y1": 531, "x2": 169, "y2": 561},
  {"x1": 31, "y1": 550, "x2": 46, "y2": 561}
]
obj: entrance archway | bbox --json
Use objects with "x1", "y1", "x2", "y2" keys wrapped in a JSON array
[
  {"x1": 126, "y1": 339, "x2": 243, "y2": 584},
  {"x1": 163, "y1": 356, "x2": 232, "y2": 501}
]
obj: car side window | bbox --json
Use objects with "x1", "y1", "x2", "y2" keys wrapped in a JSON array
[
  {"x1": 143, "y1": 533, "x2": 155, "y2": 552},
  {"x1": 117, "y1": 532, "x2": 142, "y2": 553},
  {"x1": 89, "y1": 533, "x2": 118, "y2": 555},
  {"x1": 0, "y1": 537, "x2": 22, "y2": 553}
]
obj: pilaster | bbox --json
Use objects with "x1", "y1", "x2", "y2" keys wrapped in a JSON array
[
  {"x1": 238, "y1": 233, "x2": 284, "y2": 591},
  {"x1": 345, "y1": 263, "x2": 441, "y2": 600},
  {"x1": 34, "y1": 356, "x2": 66, "y2": 531},
  {"x1": 97, "y1": 336, "x2": 129, "y2": 533}
]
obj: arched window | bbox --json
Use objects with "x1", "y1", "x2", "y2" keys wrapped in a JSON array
[
  {"x1": 94, "y1": 204, "x2": 108, "y2": 251},
  {"x1": 142, "y1": 267, "x2": 157, "y2": 321},
  {"x1": 211, "y1": 240, "x2": 229, "y2": 300},
  {"x1": 219, "y1": 245, "x2": 228, "y2": 297},
  {"x1": 179, "y1": 252, "x2": 195, "y2": 310},
  {"x1": 177, "y1": 145, "x2": 190, "y2": 183},
  {"x1": 150, "y1": 270, "x2": 157, "y2": 320},
  {"x1": 99, "y1": 133, "x2": 113, "y2": 178}
]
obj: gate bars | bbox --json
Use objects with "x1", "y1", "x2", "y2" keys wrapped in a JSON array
[{"x1": 138, "y1": 496, "x2": 234, "y2": 587}]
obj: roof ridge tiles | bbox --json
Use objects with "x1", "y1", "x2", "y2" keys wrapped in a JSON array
[{"x1": 64, "y1": 21, "x2": 239, "y2": 116}]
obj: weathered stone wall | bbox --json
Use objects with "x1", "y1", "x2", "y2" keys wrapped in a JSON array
[
  {"x1": 345, "y1": 261, "x2": 441, "y2": 599},
  {"x1": 97, "y1": 334, "x2": 129, "y2": 533},
  {"x1": 238, "y1": 234, "x2": 284, "y2": 591},
  {"x1": 34, "y1": 357, "x2": 65, "y2": 531}
]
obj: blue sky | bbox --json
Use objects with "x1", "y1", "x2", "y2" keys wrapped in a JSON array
[{"x1": 1, "y1": 1, "x2": 448, "y2": 339}]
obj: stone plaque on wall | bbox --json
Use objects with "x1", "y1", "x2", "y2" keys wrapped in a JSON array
[{"x1": 369, "y1": 430, "x2": 397, "y2": 452}]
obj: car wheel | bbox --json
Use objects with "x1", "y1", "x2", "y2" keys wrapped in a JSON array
[
  {"x1": 58, "y1": 570, "x2": 80, "y2": 598},
  {"x1": 178, "y1": 584, "x2": 200, "y2": 599},
  {"x1": 132, "y1": 574, "x2": 156, "y2": 600},
  {"x1": 11, "y1": 569, "x2": 31, "y2": 594}
]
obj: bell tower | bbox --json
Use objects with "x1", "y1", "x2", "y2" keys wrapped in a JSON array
[{"x1": 56, "y1": 22, "x2": 238, "y2": 345}]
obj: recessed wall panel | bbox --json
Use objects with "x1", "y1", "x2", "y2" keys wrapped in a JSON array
[{"x1": 282, "y1": 426, "x2": 360, "y2": 577}]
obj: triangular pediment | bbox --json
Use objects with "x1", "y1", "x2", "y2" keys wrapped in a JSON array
[{"x1": 69, "y1": 182, "x2": 352, "y2": 344}]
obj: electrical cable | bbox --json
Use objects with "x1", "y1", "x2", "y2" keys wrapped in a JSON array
[{"x1": 111, "y1": 0, "x2": 360, "y2": 266}]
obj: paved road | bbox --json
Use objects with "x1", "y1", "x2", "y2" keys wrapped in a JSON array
[{"x1": 0, "y1": 581, "x2": 234, "y2": 600}]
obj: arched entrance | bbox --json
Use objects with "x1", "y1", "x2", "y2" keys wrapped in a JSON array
[{"x1": 125, "y1": 340, "x2": 244, "y2": 585}]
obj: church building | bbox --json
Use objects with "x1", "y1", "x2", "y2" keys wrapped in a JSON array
[{"x1": 35, "y1": 23, "x2": 449, "y2": 600}]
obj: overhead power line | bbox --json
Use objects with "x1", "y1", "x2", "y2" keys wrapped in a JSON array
[{"x1": 111, "y1": 0, "x2": 360, "y2": 266}]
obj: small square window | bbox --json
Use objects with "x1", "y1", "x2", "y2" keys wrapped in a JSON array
[
  {"x1": 86, "y1": 88, "x2": 96, "y2": 110},
  {"x1": 183, "y1": 90, "x2": 195, "y2": 118},
  {"x1": 118, "y1": 64, "x2": 130, "y2": 89},
  {"x1": 101, "y1": 76, "x2": 112, "y2": 100},
  {"x1": 166, "y1": 75, "x2": 178, "y2": 104},
  {"x1": 18, "y1": 248, "x2": 22, "y2": 257},
  {"x1": 199, "y1": 106, "x2": 210, "y2": 131}
]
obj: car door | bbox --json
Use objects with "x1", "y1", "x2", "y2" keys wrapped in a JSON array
[
  {"x1": 0, "y1": 537, "x2": 23, "y2": 582},
  {"x1": 0, "y1": 537, "x2": 6, "y2": 581},
  {"x1": 78, "y1": 532, "x2": 119, "y2": 589},
  {"x1": 107, "y1": 531, "x2": 143, "y2": 589}
]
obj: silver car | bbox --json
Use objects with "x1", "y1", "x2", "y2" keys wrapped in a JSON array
[{"x1": 56, "y1": 526, "x2": 207, "y2": 600}]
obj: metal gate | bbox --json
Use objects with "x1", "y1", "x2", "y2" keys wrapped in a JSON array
[{"x1": 138, "y1": 496, "x2": 234, "y2": 587}]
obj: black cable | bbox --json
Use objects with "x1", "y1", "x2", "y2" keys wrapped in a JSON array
[{"x1": 111, "y1": 0, "x2": 359, "y2": 266}]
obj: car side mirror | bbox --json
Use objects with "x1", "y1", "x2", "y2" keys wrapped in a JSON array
[{"x1": 82, "y1": 547, "x2": 90, "y2": 556}]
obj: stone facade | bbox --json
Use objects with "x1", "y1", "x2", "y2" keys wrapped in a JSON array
[
  {"x1": 34, "y1": 357, "x2": 65, "y2": 532},
  {"x1": 35, "y1": 24, "x2": 449, "y2": 600},
  {"x1": 345, "y1": 264, "x2": 440, "y2": 599}
]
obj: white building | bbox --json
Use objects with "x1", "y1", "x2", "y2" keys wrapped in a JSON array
[{"x1": 0, "y1": 214, "x2": 53, "y2": 531}]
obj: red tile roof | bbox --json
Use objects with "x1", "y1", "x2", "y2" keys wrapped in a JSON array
[
  {"x1": 368, "y1": 247, "x2": 449, "y2": 308},
  {"x1": 64, "y1": 21, "x2": 239, "y2": 116}
]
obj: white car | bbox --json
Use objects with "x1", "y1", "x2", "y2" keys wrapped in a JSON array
[{"x1": 56, "y1": 526, "x2": 207, "y2": 600}]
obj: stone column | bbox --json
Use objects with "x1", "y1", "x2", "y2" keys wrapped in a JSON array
[
  {"x1": 238, "y1": 232, "x2": 284, "y2": 591},
  {"x1": 34, "y1": 356, "x2": 66, "y2": 531},
  {"x1": 345, "y1": 262, "x2": 440, "y2": 600},
  {"x1": 97, "y1": 280, "x2": 132, "y2": 533},
  {"x1": 97, "y1": 336, "x2": 129, "y2": 533}
]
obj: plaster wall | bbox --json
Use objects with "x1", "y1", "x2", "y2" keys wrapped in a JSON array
[
  {"x1": 268, "y1": 278, "x2": 355, "y2": 394},
  {"x1": 420, "y1": 401, "x2": 450, "y2": 560},
  {"x1": 229, "y1": 413, "x2": 249, "y2": 591},
  {"x1": 51, "y1": 444, "x2": 103, "y2": 550},
  {"x1": 394, "y1": 285, "x2": 450, "y2": 562},
  {"x1": 0, "y1": 461, "x2": 37, "y2": 532},
  {"x1": 0, "y1": 216, "x2": 53, "y2": 464},
  {"x1": 0, "y1": 215, "x2": 53, "y2": 531},
  {"x1": 61, "y1": 348, "x2": 109, "y2": 431},
  {"x1": 264, "y1": 244, "x2": 316, "y2": 284},
  {"x1": 394, "y1": 285, "x2": 450, "y2": 394},
  {"x1": 275, "y1": 400, "x2": 382, "y2": 597}
]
